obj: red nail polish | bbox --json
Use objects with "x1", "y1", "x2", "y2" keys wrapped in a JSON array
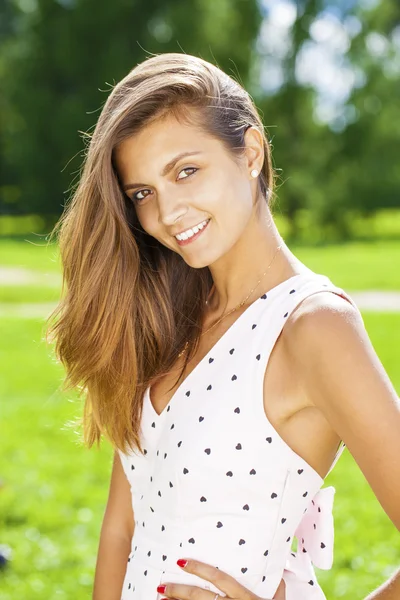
[
  {"x1": 157, "y1": 585, "x2": 166, "y2": 593},
  {"x1": 177, "y1": 558, "x2": 188, "y2": 567}
]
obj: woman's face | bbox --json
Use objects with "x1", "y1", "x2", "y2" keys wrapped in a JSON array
[{"x1": 114, "y1": 111, "x2": 262, "y2": 269}]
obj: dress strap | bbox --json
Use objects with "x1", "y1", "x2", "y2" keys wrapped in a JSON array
[{"x1": 326, "y1": 440, "x2": 346, "y2": 477}]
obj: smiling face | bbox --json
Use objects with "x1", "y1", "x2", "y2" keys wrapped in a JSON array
[{"x1": 114, "y1": 110, "x2": 262, "y2": 269}]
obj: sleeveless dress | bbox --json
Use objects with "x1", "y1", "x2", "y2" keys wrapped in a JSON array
[{"x1": 118, "y1": 271, "x2": 363, "y2": 600}]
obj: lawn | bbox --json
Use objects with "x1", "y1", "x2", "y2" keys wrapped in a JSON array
[
  {"x1": 1, "y1": 235, "x2": 400, "y2": 306},
  {"x1": 1, "y1": 314, "x2": 399, "y2": 599},
  {"x1": 0, "y1": 232, "x2": 399, "y2": 599}
]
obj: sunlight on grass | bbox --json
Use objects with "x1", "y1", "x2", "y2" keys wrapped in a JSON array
[
  {"x1": 1, "y1": 312, "x2": 399, "y2": 598},
  {"x1": 1, "y1": 230, "x2": 399, "y2": 599}
]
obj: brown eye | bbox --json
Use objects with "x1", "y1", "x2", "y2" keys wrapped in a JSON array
[
  {"x1": 177, "y1": 167, "x2": 198, "y2": 180},
  {"x1": 133, "y1": 189, "x2": 151, "y2": 203},
  {"x1": 132, "y1": 167, "x2": 198, "y2": 204}
]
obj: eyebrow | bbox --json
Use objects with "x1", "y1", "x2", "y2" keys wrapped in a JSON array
[{"x1": 122, "y1": 151, "x2": 203, "y2": 192}]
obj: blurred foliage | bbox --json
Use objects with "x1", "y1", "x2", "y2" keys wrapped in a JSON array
[
  {"x1": 252, "y1": 0, "x2": 400, "y2": 239},
  {"x1": 0, "y1": 0, "x2": 261, "y2": 229},
  {"x1": 0, "y1": 0, "x2": 399, "y2": 239}
]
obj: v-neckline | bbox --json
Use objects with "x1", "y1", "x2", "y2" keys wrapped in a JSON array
[{"x1": 146, "y1": 272, "x2": 306, "y2": 418}]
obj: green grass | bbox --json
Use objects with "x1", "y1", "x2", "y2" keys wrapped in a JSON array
[
  {"x1": 1, "y1": 231, "x2": 399, "y2": 598},
  {"x1": 0, "y1": 235, "x2": 400, "y2": 306},
  {"x1": 292, "y1": 240, "x2": 400, "y2": 290},
  {"x1": 0, "y1": 236, "x2": 61, "y2": 273},
  {"x1": 0, "y1": 312, "x2": 399, "y2": 599},
  {"x1": 0, "y1": 316, "x2": 113, "y2": 599}
]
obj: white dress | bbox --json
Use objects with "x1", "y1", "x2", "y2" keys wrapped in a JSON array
[{"x1": 118, "y1": 271, "x2": 362, "y2": 599}]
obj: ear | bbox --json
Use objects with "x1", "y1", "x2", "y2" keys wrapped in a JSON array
[{"x1": 244, "y1": 126, "x2": 264, "y2": 176}]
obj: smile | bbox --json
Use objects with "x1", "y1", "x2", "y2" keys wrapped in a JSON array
[{"x1": 175, "y1": 219, "x2": 211, "y2": 246}]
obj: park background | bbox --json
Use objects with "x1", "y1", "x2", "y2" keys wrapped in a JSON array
[{"x1": 0, "y1": 0, "x2": 399, "y2": 598}]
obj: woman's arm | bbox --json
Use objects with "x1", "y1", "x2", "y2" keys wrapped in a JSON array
[
  {"x1": 364, "y1": 568, "x2": 400, "y2": 599},
  {"x1": 287, "y1": 293, "x2": 400, "y2": 528},
  {"x1": 285, "y1": 293, "x2": 400, "y2": 596},
  {"x1": 93, "y1": 450, "x2": 135, "y2": 600}
]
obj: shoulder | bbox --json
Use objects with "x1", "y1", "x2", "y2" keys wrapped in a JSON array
[
  {"x1": 281, "y1": 289, "x2": 400, "y2": 531},
  {"x1": 282, "y1": 289, "x2": 366, "y2": 372}
]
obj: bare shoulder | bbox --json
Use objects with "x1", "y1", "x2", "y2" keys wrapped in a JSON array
[
  {"x1": 280, "y1": 289, "x2": 368, "y2": 406},
  {"x1": 283, "y1": 289, "x2": 365, "y2": 355},
  {"x1": 280, "y1": 289, "x2": 400, "y2": 530}
]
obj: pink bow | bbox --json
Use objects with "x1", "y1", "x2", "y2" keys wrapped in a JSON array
[{"x1": 282, "y1": 486, "x2": 336, "y2": 596}]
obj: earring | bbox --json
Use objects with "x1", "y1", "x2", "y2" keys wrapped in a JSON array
[{"x1": 250, "y1": 169, "x2": 258, "y2": 178}]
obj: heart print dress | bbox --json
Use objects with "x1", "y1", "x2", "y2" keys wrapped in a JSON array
[{"x1": 118, "y1": 271, "x2": 363, "y2": 600}]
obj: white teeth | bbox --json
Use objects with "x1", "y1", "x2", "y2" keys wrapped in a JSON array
[{"x1": 175, "y1": 219, "x2": 209, "y2": 241}]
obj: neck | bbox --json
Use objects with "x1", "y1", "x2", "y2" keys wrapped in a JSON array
[{"x1": 206, "y1": 205, "x2": 307, "y2": 313}]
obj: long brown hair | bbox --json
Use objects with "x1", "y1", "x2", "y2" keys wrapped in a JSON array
[{"x1": 45, "y1": 53, "x2": 276, "y2": 455}]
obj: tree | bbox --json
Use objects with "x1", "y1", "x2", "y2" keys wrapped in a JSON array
[{"x1": 0, "y1": 0, "x2": 261, "y2": 226}]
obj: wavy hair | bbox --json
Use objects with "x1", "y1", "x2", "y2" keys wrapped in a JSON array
[{"x1": 45, "y1": 53, "x2": 276, "y2": 455}]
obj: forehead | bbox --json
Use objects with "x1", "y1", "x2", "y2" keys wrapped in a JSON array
[{"x1": 114, "y1": 111, "x2": 222, "y2": 173}]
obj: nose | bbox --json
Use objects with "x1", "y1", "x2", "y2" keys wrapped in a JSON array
[{"x1": 158, "y1": 193, "x2": 189, "y2": 228}]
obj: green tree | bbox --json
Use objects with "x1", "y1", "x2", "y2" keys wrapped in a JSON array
[
  {"x1": 0, "y1": 0, "x2": 261, "y2": 227},
  {"x1": 252, "y1": 0, "x2": 400, "y2": 240}
]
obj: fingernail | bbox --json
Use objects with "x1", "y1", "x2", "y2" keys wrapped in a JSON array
[
  {"x1": 177, "y1": 558, "x2": 188, "y2": 568},
  {"x1": 157, "y1": 585, "x2": 166, "y2": 593}
]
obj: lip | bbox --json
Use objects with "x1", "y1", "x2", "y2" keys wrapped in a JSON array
[{"x1": 175, "y1": 219, "x2": 210, "y2": 246}]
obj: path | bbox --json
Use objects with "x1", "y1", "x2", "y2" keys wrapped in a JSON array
[{"x1": 1, "y1": 267, "x2": 400, "y2": 316}]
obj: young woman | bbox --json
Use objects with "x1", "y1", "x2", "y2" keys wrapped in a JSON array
[{"x1": 47, "y1": 53, "x2": 400, "y2": 600}]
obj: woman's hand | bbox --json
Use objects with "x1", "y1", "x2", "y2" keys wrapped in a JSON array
[{"x1": 156, "y1": 558, "x2": 286, "y2": 600}]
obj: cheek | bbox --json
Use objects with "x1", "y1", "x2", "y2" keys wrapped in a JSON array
[
  {"x1": 217, "y1": 183, "x2": 253, "y2": 229},
  {"x1": 206, "y1": 174, "x2": 250, "y2": 214},
  {"x1": 136, "y1": 207, "x2": 158, "y2": 235}
]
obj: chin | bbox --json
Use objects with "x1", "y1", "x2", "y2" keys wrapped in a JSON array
[{"x1": 180, "y1": 254, "x2": 212, "y2": 270}]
